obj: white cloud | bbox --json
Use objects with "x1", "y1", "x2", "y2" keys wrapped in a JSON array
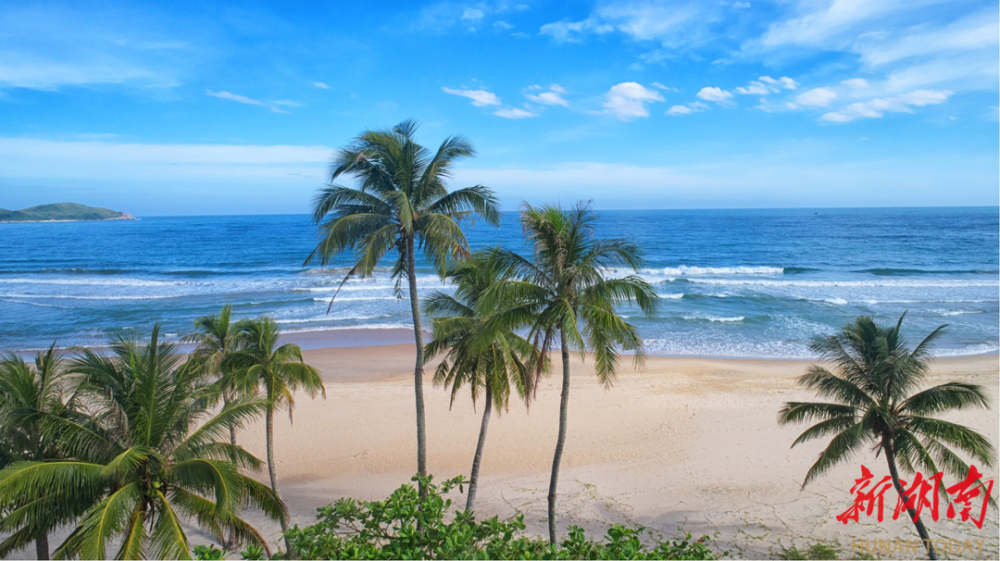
[
  {"x1": 313, "y1": 81, "x2": 331, "y2": 89},
  {"x1": 820, "y1": 89, "x2": 952, "y2": 122},
  {"x1": 602, "y1": 82, "x2": 665, "y2": 120},
  {"x1": 732, "y1": 1, "x2": 751, "y2": 8},
  {"x1": 539, "y1": 17, "x2": 614, "y2": 42},
  {"x1": 840, "y1": 78, "x2": 869, "y2": 89},
  {"x1": 442, "y1": 86, "x2": 501, "y2": 106},
  {"x1": 666, "y1": 101, "x2": 708, "y2": 116},
  {"x1": 735, "y1": 82, "x2": 770, "y2": 95},
  {"x1": 795, "y1": 87, "x2": 838, "y2": 107},
  {"x1": 746, "y1": 2, "x2": 998, "y2": 98},
  {"x1": 493, "y1": 20, "x2": 513, "y2": 30},
  {"x1": 759, "y1": 76, "x2": 798, "y2": 90},
  {"x1": 461, "y1": 8, "x2": 485, "y2": 21},
  {"x1": 526, "y1": 84, "x2": 569, "y2": 107},
  {"x1": 737, "y1": 75, "x2": 798, "y2": 95},
  {"x1": 206, "y1": 90, "x2": 292, "y2": 113},
  {"x1": 696, "y1": 86, "x2": 733, "y2": 104},
  {"x1": 494, "y1": 107, "x2": 538, "y2": 119}
]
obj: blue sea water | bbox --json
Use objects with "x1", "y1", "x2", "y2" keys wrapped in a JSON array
[{"x1": 0, "y1": 208, "x2": 997, "y2": 358}]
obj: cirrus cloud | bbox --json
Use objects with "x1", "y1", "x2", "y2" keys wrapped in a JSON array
[
  {"x1": 820, "y1": 89, "x2": 952, "y2": 123},
  {"x1": 442, "y1": 86, "x2": 501, "y2": 106}
]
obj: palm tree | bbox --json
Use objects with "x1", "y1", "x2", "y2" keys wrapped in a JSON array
[
  {"x1": 184, "y1": 304, "x2": 241, "y2": 447},
  {"x1": 779, "y1": 314, "x2": 995, "y2": 560},
  {"x1": 225, "y1": 316, "x2": 325, "y2": 557},
  {"x1": 305, "y1": 120, "x2": 500, "y2": 486},
  {"x1": 492, "y1": 202, "x2": 659, "y2": 546},
  {"x1": 0, "y1": 327, "x2": 287, "y2": 560},
  {"x1": 423, "y1": 250, "x2": 544, "y2": 513},
  {"x1": 0, "y1": 344, "x2": 78, "y2": 559}
]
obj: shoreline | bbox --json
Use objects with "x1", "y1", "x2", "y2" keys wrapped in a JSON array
[{"x1": 7, "y1": 325, "x2": 998, "y2": 362}]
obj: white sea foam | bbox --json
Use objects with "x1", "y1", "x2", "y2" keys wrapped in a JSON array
[
  {"x1": 643, "y1": 266, "x2": 784, "y2": 276},
  {"x1": 312, "y1": 296, "x2": 402, "y2": 303},
  {"x1": 278, "y1": 313, "x2": 397, "y2": 324},
  {"x1": 688, "y1": 278, "x2": 998, "y2": 288},
  {"x1": 682, "y1": 315, "x2": 745, "y2": 322},
  {"x1": 0, "y1": 293, "x2": 175, "y2": 301},
  {"x1": 661, "y1": 293, "x2": 684, "y2": 299},
  {"x1": 0, "y1": 277, "x2": 182, "y2": 287},
  {"x1": 824, "y1": 298, "x2": 849, "y2": 305}
]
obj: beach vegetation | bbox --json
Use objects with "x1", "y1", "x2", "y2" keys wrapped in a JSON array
[
  {"x1": 224, "y1": 316, "x2": 325, "y2": 556},
  {"x1": 283, "y1": 475, "x2": 722, "y2": 560},
  {"x1": 306, "y1": 119, "x2": 500, "y2": 489},
  {"x1": 424, "y1": 249, "x2": 546, "y2": 513},
  {"x1": 779, "y1": 313, "x2": 996, "y2": 560},
  {"x1": 488, "y1": 202, "x2": 659, "y2": 545},
  {"x1": 0, "y1": 345, "x2": 80, "y2": 559},
  {"x1": 0, "y1": 326, "x2": 287, "y2": 559}
]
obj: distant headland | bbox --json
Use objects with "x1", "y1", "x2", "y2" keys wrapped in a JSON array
[{"x1": 0, "y1": 203, "x2": 137, "y2": 223}]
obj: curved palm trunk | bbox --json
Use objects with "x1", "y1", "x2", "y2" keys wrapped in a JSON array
[
  {"x1": 35, "y1": 534, "x2": 48, "y2": 560},
  {"x1": 547, "y1": 331, "x2": 571, "y2": 547},
  {"x1": 405, "y1": 239, "x2": 428, "y2": 492},
  {"x1": 266, "y1": 409, "x2": 292, "y2": 559},
  {"x1": 223, "y1": 389, "x2": 237, "y2": 550},
  {"x1": 883, "y1": 440, "x2": 937, "y2": 560},
  {"x1": 465, "y1": 385, "x2": 493, "y2": 513}
]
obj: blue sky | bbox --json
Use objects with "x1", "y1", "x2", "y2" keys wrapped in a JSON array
[{"x1": 0, "y1": 0, "x2": 997, "y2": 215}]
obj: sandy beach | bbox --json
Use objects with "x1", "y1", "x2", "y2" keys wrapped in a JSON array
[{"x1": 213, "y1": 342, "x2": 1000, "y2": 559}]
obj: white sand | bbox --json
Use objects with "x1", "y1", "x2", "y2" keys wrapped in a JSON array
[{"x1": 218, "y1": 345, "x2": 999, "y2": 559}]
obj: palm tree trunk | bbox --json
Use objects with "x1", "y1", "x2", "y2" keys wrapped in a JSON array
[
  {"x1": 35, "y1": 534, "x2": 48, "y2": 560},
  {"x1": 223, "y1": 388, "x2": 236, "y2": 550},
  {"x1": 547, "y1": 331, "x2": 571, "y2": 547},
  {"x1": 266, "y1": 409, "x2": 293, "y2": 559},
  {"x1": 224, "y1": 389, "x2": 237, "y2": 447},
  {"x1": 465, "y1": 385, "x2": 493, "y2": 513},
  {"x1": 405, "y1": 238, "x2": 428, "y2": 491},
  {"x1": 883, "y1": 439, "x2": 937, "y2": 560}
]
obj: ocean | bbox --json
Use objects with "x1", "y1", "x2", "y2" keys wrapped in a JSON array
[{"x1": 0, "y1": 207, "x2": 997, "y2": 358}]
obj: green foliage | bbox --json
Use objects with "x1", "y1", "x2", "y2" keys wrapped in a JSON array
[
  {"x1": 283, "y1": 475, "x2": 722, "y2": 560},
  {"x1": 194, "y1": 544, "x2": 227, "y2": 560},
  {"x1": 775, "y1": 540, "x2": 840, "y2": 560},
  {"x1": 778, "y1": 314, "x2": 996, "y2": 489},
  {"x1": 425, "y1": 249, "x2": 540, "y2": 413},
  {"x1": 240, "y1": 544, "x2": 266, "y2": 560},
  {"x1": 0, "y1": 326, "x2": 287, "y2": 559},
  {"x1": 0, "y1": 202, "x2": 131, "y2": 222}
]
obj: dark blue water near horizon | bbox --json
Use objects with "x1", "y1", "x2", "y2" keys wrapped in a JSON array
[{"x1": 1, "y1": 207, "x2": 997, "y2": 358}]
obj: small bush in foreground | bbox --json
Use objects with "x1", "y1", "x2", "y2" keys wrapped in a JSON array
[
  {"x1": 775, "y1": 540, "x2": 840, "y2": 560},
  {"x1": 284, "y1": 475, "x2": 723, "y2": 560}
]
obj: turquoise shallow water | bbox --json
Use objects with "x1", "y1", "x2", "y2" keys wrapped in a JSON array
[{"x1": 0, "y1": 207, "x2": 997, "y2": 358}]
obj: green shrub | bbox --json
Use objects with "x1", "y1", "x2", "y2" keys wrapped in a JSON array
[
  {"x1": 193, "y1": 544, "x2": 226, "y2": 560},
  {"x1": 775, "y1": 540, "x2": 841, "y2": 560},
  {"x1": 283, "y1": 475, "x2": 723, "y2": 560},
  {"x1": 240, "y1": 544, "x2": 266, "y2": 560}
]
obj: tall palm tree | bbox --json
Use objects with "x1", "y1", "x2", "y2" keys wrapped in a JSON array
[
  {"x1": 0, "y1": 344, "x2": 78, "y2": 559},
  {"x1": 779, "y1": 314, "x2": 995, "y2": 560},
  {"x1": 305, "y1": 120, "x2": 500, "y2": 486},
  {"x1": 225, "y1": 316, "x2": 325, "y2": 557},
  {"x1": 492, "y1": 202, "x2": 659, "y2": 546},
  {"x1": 423, "y1": 250, "x2": 544, "y2": 513},
  {"x1": 0, "y1": 327, "x2": 287, "y2": 560},
  {"x1": 184, "y1": 304, "x2": 241, "y2": 447}
]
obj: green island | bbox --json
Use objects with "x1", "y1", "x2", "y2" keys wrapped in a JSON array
[{"x1": 0, "y1": 202, "x2": 136, "y2": 223}]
